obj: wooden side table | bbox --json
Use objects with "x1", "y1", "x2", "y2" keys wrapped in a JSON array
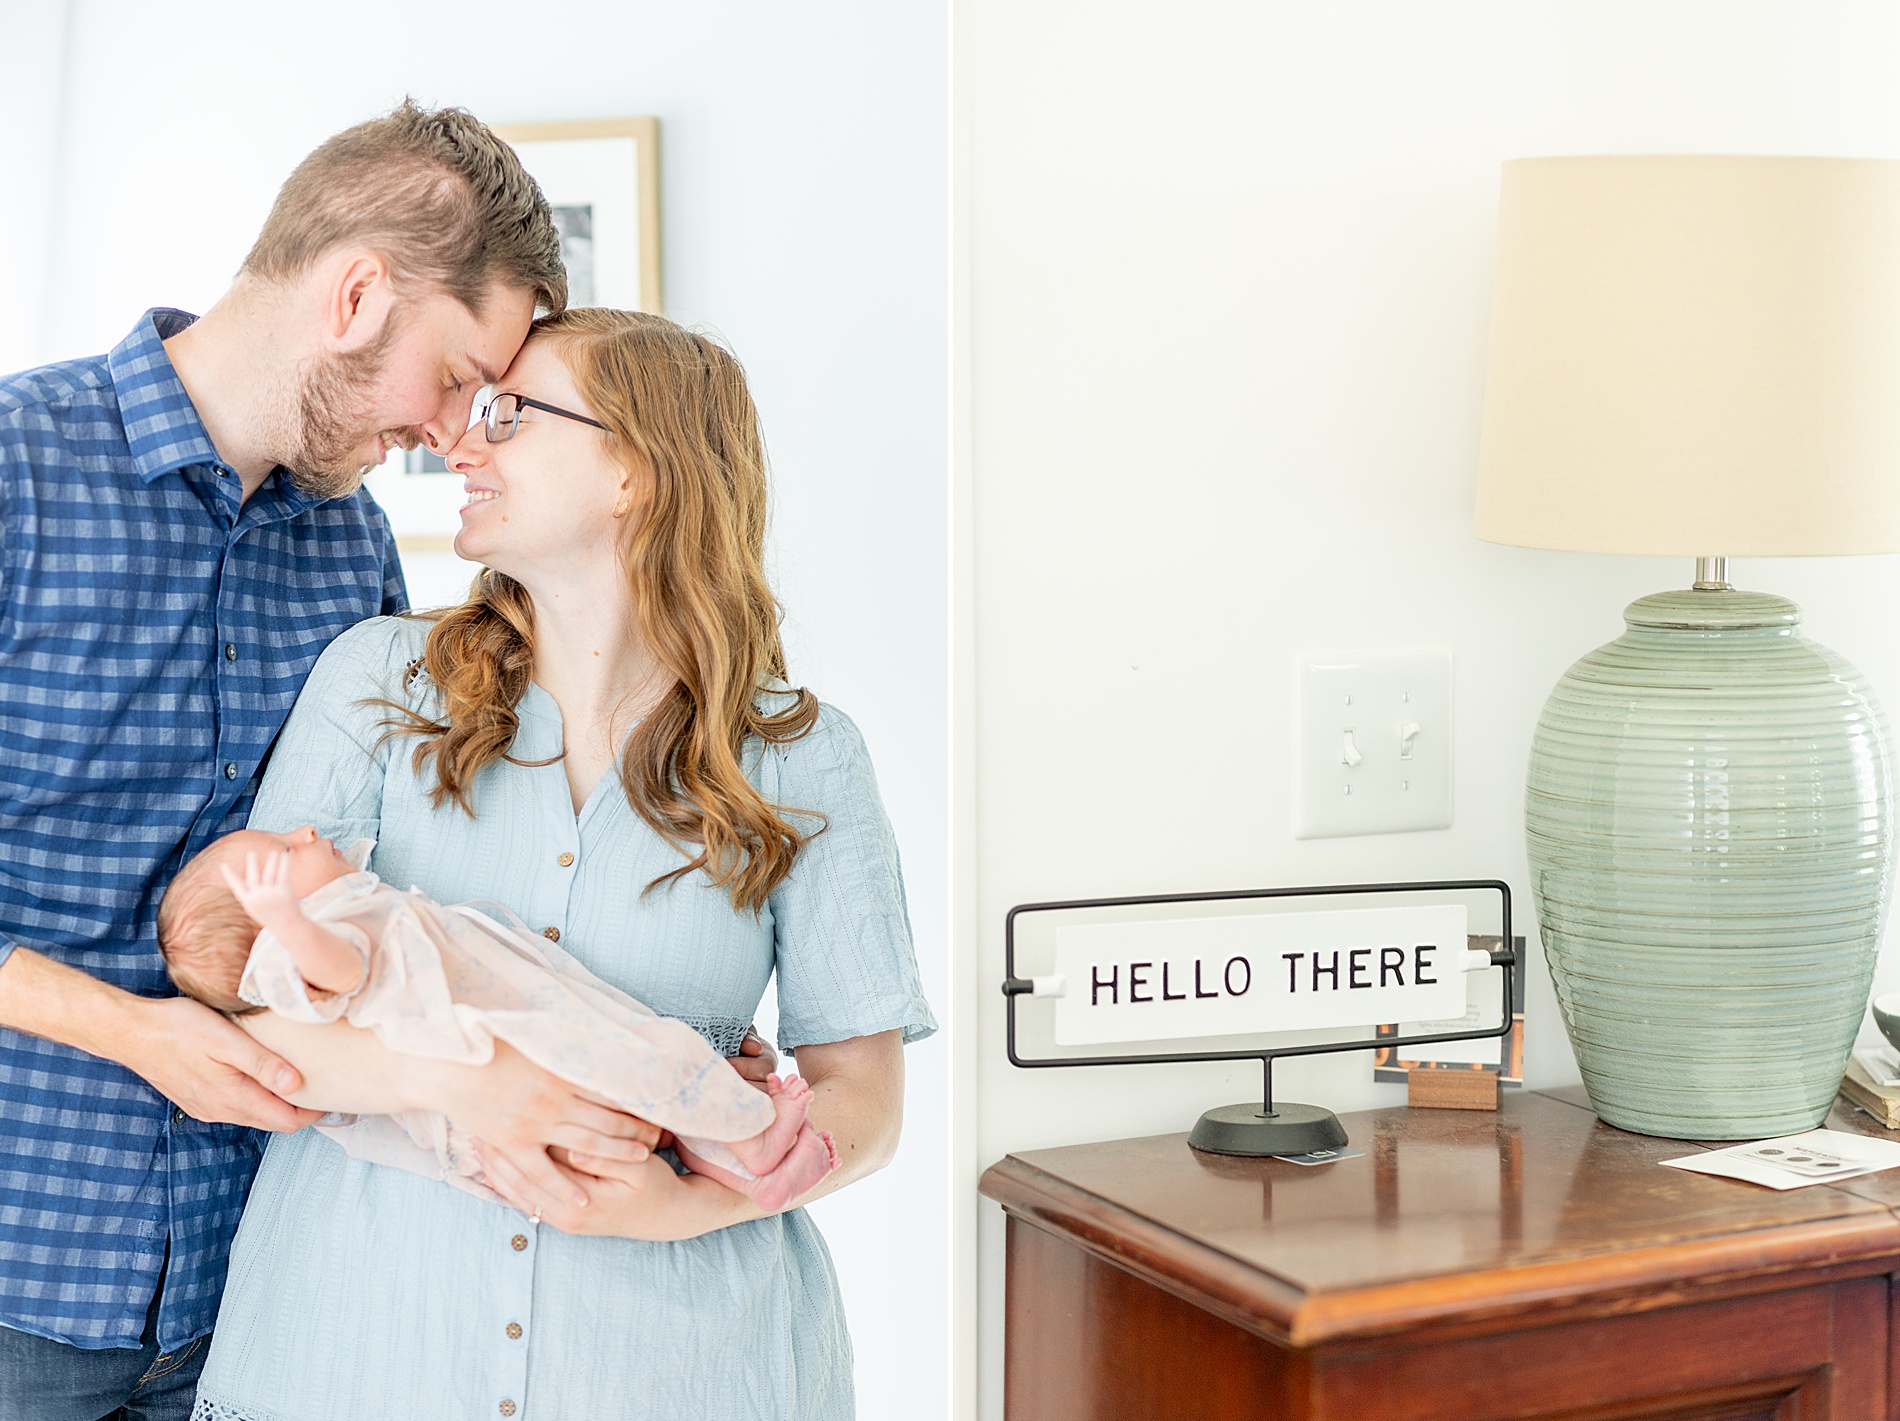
[{"x1": 979, "y1": 1090, "x2": 1900, "y2": 1420}]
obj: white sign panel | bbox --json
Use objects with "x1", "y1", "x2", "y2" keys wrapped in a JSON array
[{"x1": 1051, "y1": 905, "x2": 1468, "y2": 1047}]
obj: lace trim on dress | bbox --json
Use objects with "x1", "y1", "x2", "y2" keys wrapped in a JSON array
[
  {"x1": 191, "y1": 1401, "x2": 258, "y2": 1421},
  {"x1": 680, "y1": 1013, "x2": 752, "y2": 1057}
]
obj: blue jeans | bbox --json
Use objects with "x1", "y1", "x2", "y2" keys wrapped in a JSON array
[{"x1": 0, "y1": 1277, "x2": 205, "y2": 1421}]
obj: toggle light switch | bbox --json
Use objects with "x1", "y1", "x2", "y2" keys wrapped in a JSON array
[{"x1": 1296, "y1": 651, "x2": 1452, "y2": 838}]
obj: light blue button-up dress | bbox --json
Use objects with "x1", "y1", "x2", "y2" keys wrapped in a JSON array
[{"x1": 189, "y1": 617, "x2": 935, "y2": 1421}]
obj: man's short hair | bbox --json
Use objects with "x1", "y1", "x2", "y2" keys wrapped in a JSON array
[{"x1": 243, "y1": 99, "x2": 567, "y2": 317}]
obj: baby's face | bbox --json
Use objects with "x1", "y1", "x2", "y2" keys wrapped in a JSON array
[{"x1": 213, "y1": 826, "x2": 355, "y2": 899}]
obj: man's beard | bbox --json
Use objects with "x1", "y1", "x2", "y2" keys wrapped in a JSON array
[{"x1": 280, "y1": 312, "x2": 415, "y2": 500}]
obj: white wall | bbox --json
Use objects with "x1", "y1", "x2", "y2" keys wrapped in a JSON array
[
  {"x1": 2, "y1": 3, "x2": 950, "y2": 1414},
  {"x1": 957, "y1": 2, "x2": 1900, "y2": 1415},
  {"x1": 0, "y1": 3, "x2": 71, "y2": 376}
]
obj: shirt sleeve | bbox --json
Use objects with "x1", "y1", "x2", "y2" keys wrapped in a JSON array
[
  {"x1": 767, "y1": 704, "x2": 936, "y2": 1052},
  {"x1": 249, "y1": 617, "x2": 419, "y2": 846}
]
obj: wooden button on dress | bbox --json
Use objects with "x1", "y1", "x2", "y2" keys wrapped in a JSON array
[
  {"x1": 558, "y1": 852, "x2": 574, "y2": 867},
  {"x1": 506, "y1": 1322, "x2": 523, "y2": 1340},
  {"x1": 499, "y1": 1402, "x2": 516, "y2": 1417},
  {"x1": 510, "y1": 1234, "x2": 527, "y2": 1251},
  {"x1": 543, "y1": 927, "x2": 560, "y2": 942}
]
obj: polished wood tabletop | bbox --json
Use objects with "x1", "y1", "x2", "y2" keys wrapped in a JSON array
[{"x1": 980, "y1": 1089, "x2": 1900, "y2": 1349}]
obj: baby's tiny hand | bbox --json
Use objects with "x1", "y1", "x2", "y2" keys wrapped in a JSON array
[{"x1": 220, "y1": 850, "x2": 303, "y2": 924}]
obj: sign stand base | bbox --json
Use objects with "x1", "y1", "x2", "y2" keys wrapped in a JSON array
[{"x1": 1188, "y1": 1101, "x2": 1348, "y2": 1157}]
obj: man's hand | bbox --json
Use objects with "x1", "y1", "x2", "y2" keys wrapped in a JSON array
[
  {"x1": 0, "y1": 946, "x2": 318, "y2": 1132},
  {"x1": 117, "y1": 997, "x2": 321, "y2": 1132}
]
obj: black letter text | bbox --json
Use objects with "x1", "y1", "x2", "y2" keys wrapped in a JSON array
[
  {"x1": 1312, "y1": 951, "x2": 1340, "y2": 991},
  {"x1": 1379, "y1": 946, "x2": 1406, "y2": 987},
  {"x1": 1349, "y1": 948, "x2": 1371, "y2": 989}
]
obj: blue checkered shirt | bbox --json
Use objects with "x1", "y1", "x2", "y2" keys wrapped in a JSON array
[{"x1": 0, "y1": 310, "x2": 406, "y2": 1350}]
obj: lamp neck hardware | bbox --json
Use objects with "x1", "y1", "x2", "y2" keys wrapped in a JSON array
[{"x1": 1692, "y1": 556, "x2": 1732, "y2": 591}]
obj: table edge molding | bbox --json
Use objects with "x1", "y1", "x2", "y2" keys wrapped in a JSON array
[{"x1": 979, "y1": 1154, "x2": 1900, "y2": 1347}]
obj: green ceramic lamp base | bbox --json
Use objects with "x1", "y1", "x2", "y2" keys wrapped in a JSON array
[{"x1": 1527, "y1": 584, "x2": 1893, "y2": 1140}]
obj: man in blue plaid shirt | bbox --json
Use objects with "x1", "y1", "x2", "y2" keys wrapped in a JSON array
[{"x1": 0, "y1": 103, "x2": 665, "y2": 1421}]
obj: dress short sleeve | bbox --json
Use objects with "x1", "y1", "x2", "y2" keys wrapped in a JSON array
[
  {"x1": 250, "y1": 616, "x2": 427, "y2": 845},
  {"x1": 766, "y1": 704, "x2": 936, "y2": 1052}
]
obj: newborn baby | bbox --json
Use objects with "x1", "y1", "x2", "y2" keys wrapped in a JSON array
[{"x1": 157, "y1": 826, "x2": 838, "y2": 1213}]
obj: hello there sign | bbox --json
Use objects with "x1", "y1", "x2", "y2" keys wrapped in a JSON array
[{"x1": 1049, "y1": 904, "x2": 1471, "y2": 1047}]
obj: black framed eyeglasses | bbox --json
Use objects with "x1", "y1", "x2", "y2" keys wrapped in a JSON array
[{"x1": 478, "y1": 392, "x2": 607, "y2": 444}]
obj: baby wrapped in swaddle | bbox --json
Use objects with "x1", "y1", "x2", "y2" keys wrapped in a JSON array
[{"x1": 156, "y1": 826, "x2": 837, "y2": 1213}]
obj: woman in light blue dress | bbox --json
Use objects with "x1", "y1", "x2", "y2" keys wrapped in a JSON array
[{"x1": 188, "y1": 309, "x2": 934, "y2": 1421}]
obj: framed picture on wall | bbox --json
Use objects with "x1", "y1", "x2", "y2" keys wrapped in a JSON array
[
  {"x1": 491, "y1": 116, "x2": 663, "y2": 315},
  {"x1": 371, "y1": 116, "x2": 663, "y2": 604}
]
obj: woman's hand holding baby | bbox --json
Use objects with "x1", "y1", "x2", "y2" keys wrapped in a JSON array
[
  {"x1": 426, "y1": 1040, "x2": 665, "y2": 1210},
  {"x1": 236, "y1": 1016, "x2": 665, "y2": 1210},
  {"x1": 728, "y1": 1026, "x2": 777, "y2": 1089},
  {"x1": 473, "y1": 1139, "x2": 756, "y2": 1242}
]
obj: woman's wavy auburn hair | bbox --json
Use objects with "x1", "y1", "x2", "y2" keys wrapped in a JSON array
[{"x1": 389, "y1": 308, "x2": 821, "y2": 912}]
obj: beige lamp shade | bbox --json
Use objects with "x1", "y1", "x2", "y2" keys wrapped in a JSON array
[{"x1": 1474, "y1": 155, "x2": 1900, "y2": 556}]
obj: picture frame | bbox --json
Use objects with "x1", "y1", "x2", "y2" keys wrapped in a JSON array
[
  {"x1": 1373, "y1": 934, "x2": 1526, "y2": 1089},
  {"x1": 370, "y1": 117, "x2": 663, "y2": 601},
  {"x1": 490, "y1": 116, "x2": 663, "y2": 315}
]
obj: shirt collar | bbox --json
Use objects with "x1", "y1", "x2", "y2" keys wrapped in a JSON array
[
  {"x1": 106, "y1": 308, "x2": 320, "y2": 515},
  {"x1": 107, "y1": 309, "x2": 224, "y2": 483}
]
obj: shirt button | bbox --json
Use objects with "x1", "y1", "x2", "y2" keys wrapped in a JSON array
[
  {"x1": 500, "y1": 1403, "x2": 517, "y2": 1417},
  {"x1": 223, "y1": 762, "x2": 238, "y2": 780},
  {"x1": 173, "y1": 1107, "x2": 187, "y2": 1126},
  {"x1": 510, "y1": 1234, "x2": 527, "y2": 1252},
  {"x1": 557, "y1": 852, "x2": 574, "y2": 868},
  {"x1": 506, "y1": 1322, "x2": 523, "y2": 1340},
  {"x1": 224, "y1": 642, "x2": 238, "y2": 661},
  {"x1": 542, "y1": 927, "x2": 560, "y2": 943}
]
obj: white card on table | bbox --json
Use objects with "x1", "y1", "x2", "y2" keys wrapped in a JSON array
[{"x1": 1661, "y1": 1129, "x2": 1900, "y2": 1190}]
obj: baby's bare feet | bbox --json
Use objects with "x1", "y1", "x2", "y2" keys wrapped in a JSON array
[
  {"x1": 728, "y1": 1073, "x2": 814, "y2": 1174},
  {"x1": 745, "y1": 1123, "x2": 840, "y2": 1213}
]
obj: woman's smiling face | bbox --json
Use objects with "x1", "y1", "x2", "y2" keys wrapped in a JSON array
[{"x1": 444, "y1": 336, "x2": 632, "y2": 580}]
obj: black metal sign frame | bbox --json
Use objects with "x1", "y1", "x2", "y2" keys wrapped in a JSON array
[{"x1": 1002, "y1": 878, "x2": 1516, "y2": 1114}]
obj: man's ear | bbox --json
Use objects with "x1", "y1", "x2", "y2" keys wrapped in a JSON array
[{"x1": 324, "y1": 252, "x2": 397, "y2": 353}]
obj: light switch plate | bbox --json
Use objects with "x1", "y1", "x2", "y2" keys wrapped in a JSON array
[{"x1": 1296, "y1": 650, "x2": 1452, "y2": 839}]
